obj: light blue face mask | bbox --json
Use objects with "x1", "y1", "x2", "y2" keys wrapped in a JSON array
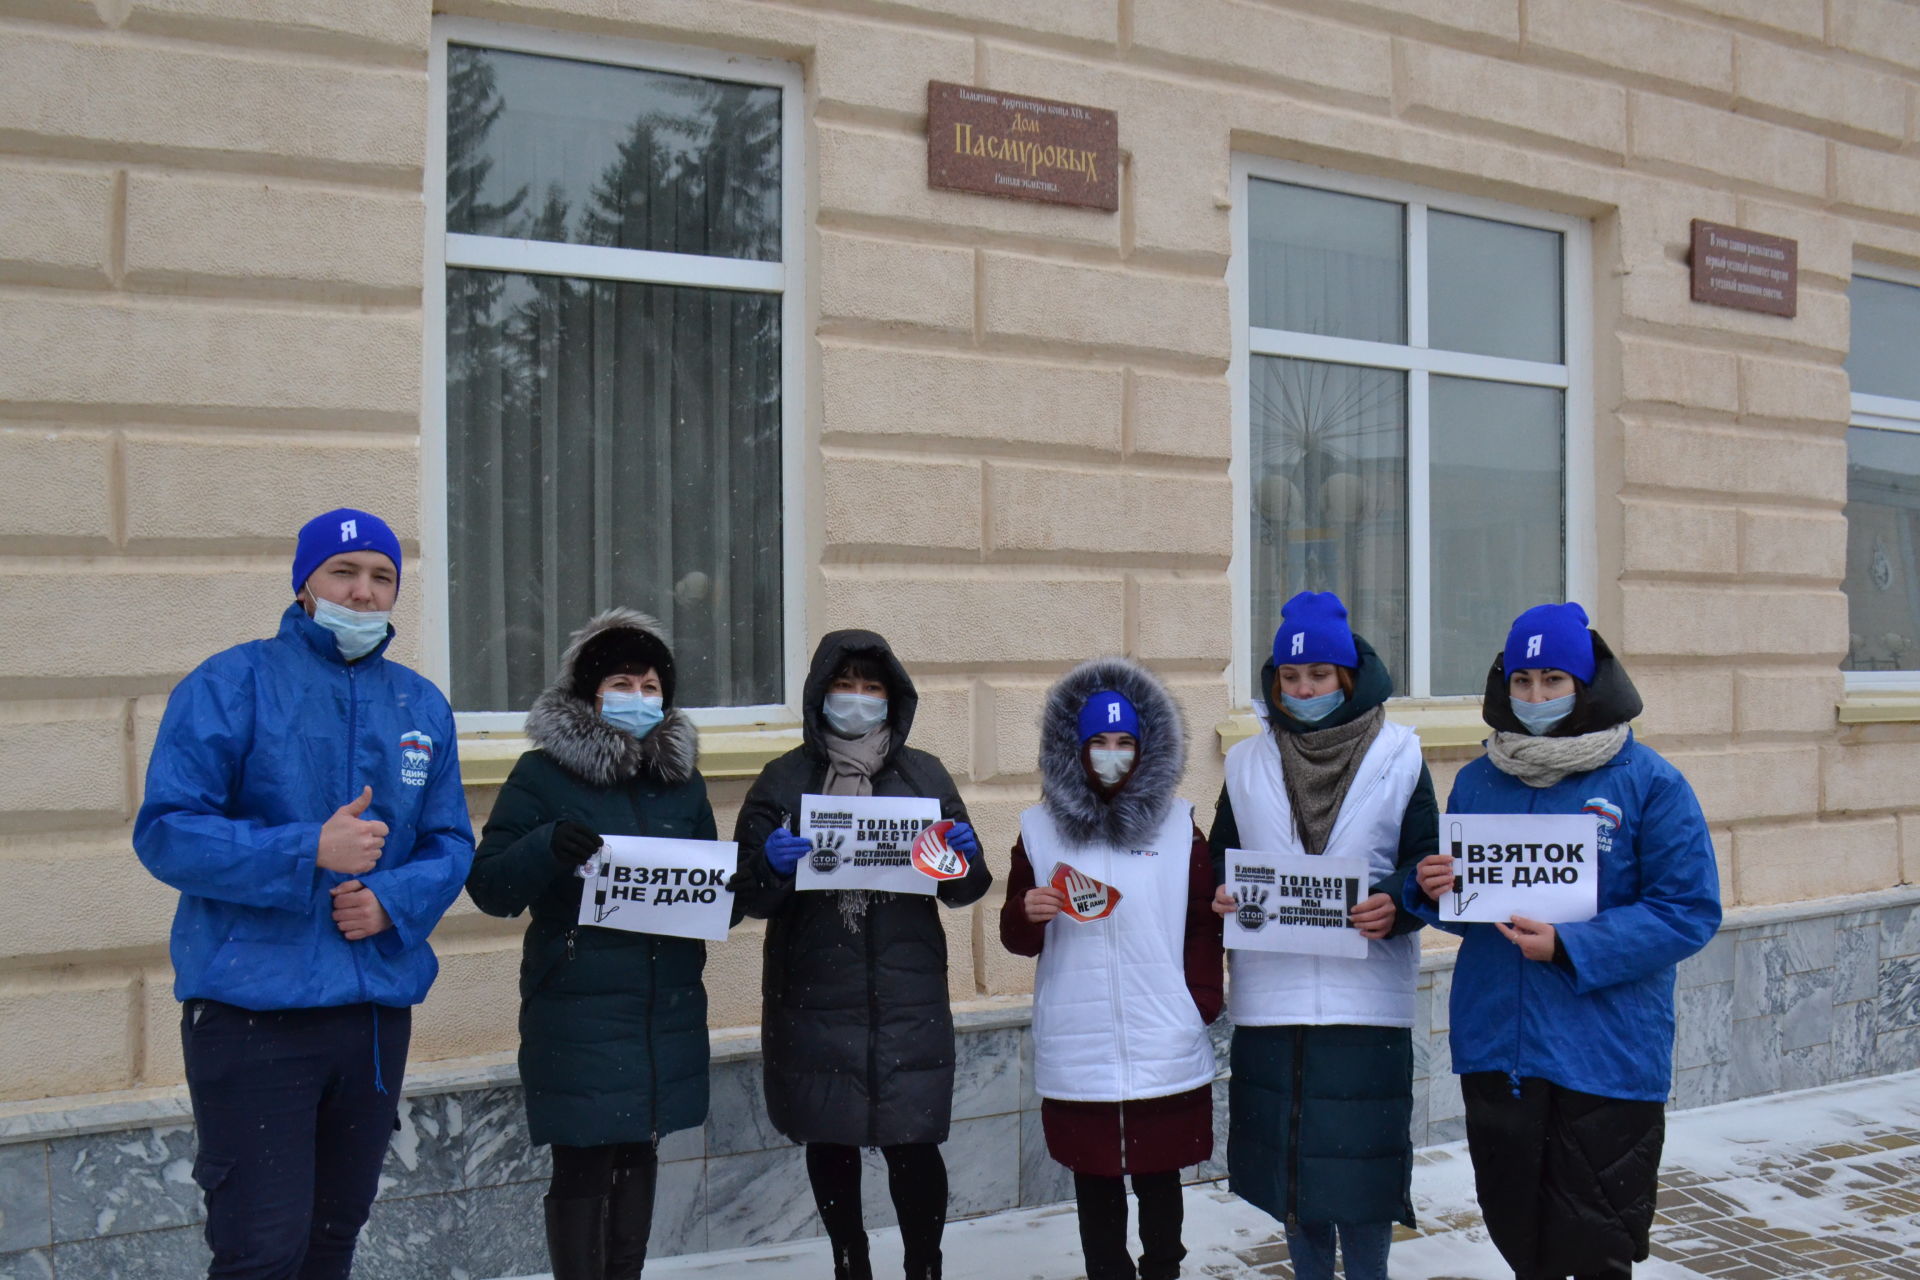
[
  {"x1": 1511, "y1": 692, "x2": 1576, "y2": 736},
  {"x1": 600, "y1": 690, "x2": 665, "y2": 739},
  {"x1": 1281, "y1": 688, "x2": 1346, "y2": 724},
  {"x1": 823, "y1": 692, "x2": 888, "y2": 738},
  {"x1": 309, "y1": 594, "x2": 390, "y2": 661}
]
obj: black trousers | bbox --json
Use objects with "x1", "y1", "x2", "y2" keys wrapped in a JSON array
[
  {"x1": 182, "y1": 1000, "x2": 410, "y2": 1280},
  {"x1": 1462, "y1": 1073, "x2": 1663, "y2": 1280},
  {"x1": 805, "y1": 1142, "x2": 948, "y2": 1270},
  {"x1": 1073, "y1": 1171, "x2": 1185, "y2": 1280},
  {"x1": 550, "y1": 1141, "x2": 658, "y2": 1198}
]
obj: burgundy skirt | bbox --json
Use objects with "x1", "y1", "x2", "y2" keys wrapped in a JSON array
[{"x1": 1041, "y1": 1084, "x2": 1214, "y2": 1177}]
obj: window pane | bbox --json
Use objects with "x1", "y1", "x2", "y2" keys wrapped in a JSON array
[
  {"x1": 1428, "y1": 211, "x2": 1563, "y2": 363},
  {"x1": 446, "y1": 269, "x2": 783, "y2": 711},
  {"x1": 446, "y1": 45, "x2": 781, "y2": 261},
  {"x1": 1248, "y1": 180, "x2": 1405, "y2": 344},
  {"x1": 1428, "y1": 377, "x2": 1565, "y2": 695},
  {"x1": 1250, "y1": 357, "x2": 1408, "y2": 695},
  {"x1": 1847, "y1": 276, "x2": 1920, "y2": 402},
  {"x1": 1844, "y1": 426, "x2": 1920, "y2": 672}
]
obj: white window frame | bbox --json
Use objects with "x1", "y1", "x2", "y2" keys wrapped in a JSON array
[
  {"x1": 1841, "y1": 261, "x2": 1920, "y2": 691},
  {"x1": 422, "y1": 18, "x2": 806, "y2": 731},
  {"x1": 1227, "y1": 157, "x2": 1594, "y2": 705}
]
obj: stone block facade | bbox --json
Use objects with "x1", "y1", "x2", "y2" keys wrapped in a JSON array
[{"x1": 0, "y1": 0, "x2": 1916, "y2": 1118}]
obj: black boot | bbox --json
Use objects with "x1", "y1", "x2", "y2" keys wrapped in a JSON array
[
  {"x1": 543, "y1": 1194, "x2": 607, "y2": 1280},
  {"x1": 831, "y1": 1237, "x2": 872, "y2": 1280},
  {"x1": 606, "y1": 1159, "x2": 657, "y2": 1280},
  {"x1": 1132, "y1": 1172, "x2": 1185, "y2": 1280}
]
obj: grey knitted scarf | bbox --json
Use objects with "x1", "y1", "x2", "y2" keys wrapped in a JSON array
[
  {"x1": 1485, "y1": 724, "x2": 1630, "y2": 788},
  {"x1": 1277, "y1": 704, "x2": 1386, "y2": 856}
]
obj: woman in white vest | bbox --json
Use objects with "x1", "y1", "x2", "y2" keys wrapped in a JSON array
[
  {"x1": 1209, "y1": 591, "x2": 1437, "y2": 1280},
  {"x1": 999, "y1": 657, "x2": 1223, "y2": 1280}
]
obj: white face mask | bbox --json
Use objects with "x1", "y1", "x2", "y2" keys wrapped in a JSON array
[
  {"x1": 308, "y1": 593, "x2": 390, "y2": 661},
  {"x1": 823, "y1": 692, "x2": 888, "y2": 738},
  {"x1": 1088, "y1": 746, "x2": 1137, "y2": 787}
]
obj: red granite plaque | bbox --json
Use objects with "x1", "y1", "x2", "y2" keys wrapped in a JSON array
[
  {"x1": 1690, "y1": 220, "x2": 1798, "y2": 317},
  {"x1": 927, "y1": 81, "x2": 1119, "y2": 211}
]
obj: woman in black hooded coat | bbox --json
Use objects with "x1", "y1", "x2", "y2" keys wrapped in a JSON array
[{"x1": 733, "y1": 630, "x2": 992, "y2": 1280}]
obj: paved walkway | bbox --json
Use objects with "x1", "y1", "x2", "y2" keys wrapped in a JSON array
[{"x1": 506, "y1": 1070, "x2": 1920, "y2": 1280}]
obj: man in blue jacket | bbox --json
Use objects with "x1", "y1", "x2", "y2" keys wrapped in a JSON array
[{"x1": 135, "y1": 508, "x2": 475, "y2": 1280}]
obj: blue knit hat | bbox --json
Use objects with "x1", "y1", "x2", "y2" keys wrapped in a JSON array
[
  {"x1": 1272, "y1": 591, "x2": 1358, "y2": 668},
  {"x1": 1078, "y1": 690, "x2": 1140, "y2": 742},
  {"x1": 292, "y1": 508, "x2": 402, "y2": 596},
  {"x1": 1503, "y1": 602, "x2": 1596, "y2": 683}
]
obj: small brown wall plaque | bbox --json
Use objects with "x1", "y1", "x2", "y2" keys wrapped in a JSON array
[
  {"x1": 927, "y1": 81, "x2": 1119, "y2": 211},
  {"x1": 1690, "y1": 220, "x2": 1798, "y2": 317}
]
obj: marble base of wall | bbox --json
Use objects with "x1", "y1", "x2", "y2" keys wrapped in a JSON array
[{"x1": 2, "y1": 888, "x2": 1915, "y2": 1279}]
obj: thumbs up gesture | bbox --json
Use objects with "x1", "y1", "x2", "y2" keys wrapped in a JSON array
[{"x1": 318, "y1": 786, "x2": 388, "y2": 875}]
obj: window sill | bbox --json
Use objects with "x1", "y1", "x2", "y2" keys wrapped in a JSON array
[
  {"x1": 1836, "y1": 691, "x2": 1920, "y2": 725},
  {"x1": 459, "y1": 724, "x2": 803, "y2": 787},
  {"x1": 1215, "y1": 700, "x2": 1490, "y2": 755}
]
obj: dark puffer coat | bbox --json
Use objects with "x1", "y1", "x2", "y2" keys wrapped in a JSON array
[
  {"x1": 733, "y1": 630, "x2": 992, "y2": 1148},
  {"x1": 467, "y1": 610, "x2": 718, "y2": 1149},
  {"x1": 1210, "y1": 634, "x2": 1434, "y2": 1229}
]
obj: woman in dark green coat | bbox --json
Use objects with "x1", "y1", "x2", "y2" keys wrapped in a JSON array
[{"x1": 467, "y1": 609, "x2": 718, "y2": 1280}]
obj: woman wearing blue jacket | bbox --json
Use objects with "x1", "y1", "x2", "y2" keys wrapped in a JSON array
[{"x1": 1408, "y1": 602, "x2": 1721, "y2": 1280}]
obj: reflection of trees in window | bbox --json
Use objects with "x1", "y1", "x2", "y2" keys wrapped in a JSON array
[{"x1": 444, "y1": 49, "x2": 785, "y2": 711}]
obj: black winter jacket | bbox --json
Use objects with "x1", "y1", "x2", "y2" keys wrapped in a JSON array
[
  {"x1": 467, "y1": 610, "x2": 718, "y2": 1149},
  {"x1": 732, "y1": 630, "x2": 992, "y2": 1147}
]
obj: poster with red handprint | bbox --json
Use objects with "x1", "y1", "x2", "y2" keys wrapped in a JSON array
[
  {"x1": 910, "y1": 820, "x2": 969, "y2": 881},
  {"x1": 1049, "y1": 862, "x2": 1122, "y2": 922},
  {"x1": 1223, "y1": 848, "x2": 1368, "y2": 958}
]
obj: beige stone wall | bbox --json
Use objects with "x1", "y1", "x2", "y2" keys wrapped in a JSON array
[{"x1": 2, "y1": 0, "x2": 1918, "y2": 1104}]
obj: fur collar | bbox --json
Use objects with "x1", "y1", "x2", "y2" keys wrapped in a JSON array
[
  {"x1": 524, "y1": 608, "x2": 699, "y2": 788},
  {"x1": 1039, "y1": 657, "x2": 1186, "y2": 848}
]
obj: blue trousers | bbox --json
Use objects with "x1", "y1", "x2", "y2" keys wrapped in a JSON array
[
  {"x1": 1283, "y1": 1220, "x2": 1392, "y2": 1280},
  {"x1": 182, "y1": 1000, "x2": 410, "y2": 1280}
]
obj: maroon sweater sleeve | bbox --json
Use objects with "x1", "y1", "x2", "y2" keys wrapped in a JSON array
[
  {"x1": 1184, "y1": 825, "x2": 1226, "y2": 1023},
  {"x1": 999, "y1": 835, "x2": 1047, "y2": 958}
]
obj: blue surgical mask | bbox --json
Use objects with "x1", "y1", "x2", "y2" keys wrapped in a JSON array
[
  {"x1": 1511, "y1": 692, "x2": 1576, "y2": 736},
  {"x1": 823, "y1": 692, "x2": 888, "y2": 738},
  {"x1": 600, "y1": 691, "x2": 665, "y2": 739},
  {"x1": 309, "y1": 594, "x2": 390, "y2": 661},
  {"x1": 1282, "y1": 688, "x2": 1346, "y2": 724}
]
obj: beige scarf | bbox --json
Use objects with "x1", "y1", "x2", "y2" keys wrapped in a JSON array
[
  {"x1": 822, "y1": 725, "x2": 892, "y2": 928},
  {"x1": 1485, "y1": 724, "x2": 1629, "y2": 788}
]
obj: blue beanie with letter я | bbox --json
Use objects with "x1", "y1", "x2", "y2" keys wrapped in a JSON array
[
  {"x1": 1079, "y1": 690, "x2": 1140, "y2": 742},
  {"x1": 1272, "y1": 590, "x2": 1358, "y2": 669},
  {"x1": 292, "y1": 508, "x2": 403, "y2": 596},
  {"x1": 1503, "y1": 601, "x2": 1596, "y2": 684}
]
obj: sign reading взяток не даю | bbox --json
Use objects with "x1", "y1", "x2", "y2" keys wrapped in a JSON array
[{"x1": 926, "y1": 81, "x2": 1119, "y2": 211}]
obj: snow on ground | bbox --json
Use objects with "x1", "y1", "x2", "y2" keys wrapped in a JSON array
[{"x1": 488, "y1": 1069, "x2": 1920, "y2": 1280}]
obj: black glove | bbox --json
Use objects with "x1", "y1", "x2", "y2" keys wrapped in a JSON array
[{"x1": 551, "y1": 820, "x2": 602, "y2": 868}]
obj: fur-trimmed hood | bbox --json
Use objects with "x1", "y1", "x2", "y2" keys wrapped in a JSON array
[
  {"x1": 1039, "y1": 657, "x2": 1186, "y2": 848},
  {"x1": 525, "y1": 608, "x2": 698, "y2": 788}
]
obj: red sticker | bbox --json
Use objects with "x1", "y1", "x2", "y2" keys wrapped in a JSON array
[
  {"x1": 1050, "y1": 863, "x2": 1121, "y2": 922},
  {"x1": 911, "y1": 820, "x2": 969, "y2": 881}
]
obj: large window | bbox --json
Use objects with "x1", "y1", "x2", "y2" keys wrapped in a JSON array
[
  {"x1": 425, "y1": 22, "x2": 801, "y2": 725},
  {"x1": 1230, "y1": 162, "x2": 1590, "y2": 700},
  {"x1": 1843, "y1": 268, "x2": 1920, "y2": 682}
]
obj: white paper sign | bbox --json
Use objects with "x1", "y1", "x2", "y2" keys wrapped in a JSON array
[
  {"x1": 1441, "y1": 813, "x2": 1600, "y2": 925},
  {"x1": 796, "y1": 794, "x2": 943, "y2": 895},
  {"x1": 577, "y1": 836, "x2": 737, "y2": 942},
  {"x1": 1224, "y1": 848, "x2": 1369, "y2": 959}
]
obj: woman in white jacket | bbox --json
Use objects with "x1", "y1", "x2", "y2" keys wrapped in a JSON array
[
  {"x1": 1000, "y1": 657, "x2": 1223, "y2": 1280},
  {"x1": 1210, "y1": 592, "x2": 1436, "y2": 1280}
]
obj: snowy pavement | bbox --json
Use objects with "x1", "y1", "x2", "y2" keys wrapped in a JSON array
[{"x1": 494, "y1": 1069, "x2": 1920, "y2": 1280}]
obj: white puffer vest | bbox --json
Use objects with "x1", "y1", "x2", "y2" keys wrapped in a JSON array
[
  {"x1": 1021, "y1": 799, "x2": 1216, "y2": 1103},
  {"x1": 1224, "y1": 720, "x2": 1423, "y2": 1028}
]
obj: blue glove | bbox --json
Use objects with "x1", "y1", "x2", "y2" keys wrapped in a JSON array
[
  {"x1": 946, "y1": 822, "x2": 980, "y2": 860},
  {"x1": 763, "y1": 827, "x2": 812, "y2": 876}
]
